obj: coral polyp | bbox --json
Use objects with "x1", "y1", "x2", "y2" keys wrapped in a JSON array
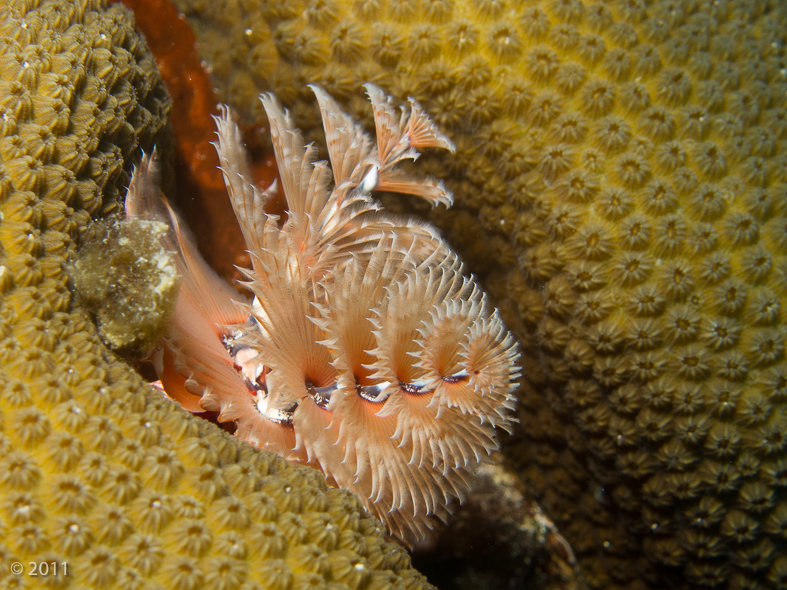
[{"x1": 127, "y1": 84, "x2": 519, "y2": 543}]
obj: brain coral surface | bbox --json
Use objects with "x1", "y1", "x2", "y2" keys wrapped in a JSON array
[
  {"x1": 170, "y1": 0, "x2": 787, "y2": 588},
  {"x1": 0, "y1": 1, "x2": 433, "y2": 588}
]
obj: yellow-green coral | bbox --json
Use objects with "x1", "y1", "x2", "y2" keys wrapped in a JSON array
[
  {"x1": 0, "y1": 1, "x2": 433, "y2": 588},
  {"x1": 172, "y1": 0, "x2": 787, "y2": 588}
]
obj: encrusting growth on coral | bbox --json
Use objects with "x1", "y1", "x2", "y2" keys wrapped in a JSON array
[
  {"x1": 71, "y1": 216, "x2": 181, "y2": 353},
  {"x1": 0, "y1": 1, "x2": 438, "y2": 587},
  {"x1": 127, "y1": 84, "x2": 520, "y2": 544}
]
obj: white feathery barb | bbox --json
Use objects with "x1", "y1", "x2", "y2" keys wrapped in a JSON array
[
  {"x1": 310, "y1": 84, "x2": 373, "y2": 188},
  {"x1": 126, "y1": 84, "x2": 519, "y2": 546},
  {"x1": 212, "y1": 105, "x2": 275, "y2": 260},
  {"x1": 407, "y1": 98, "x2": 456, "y2": 152},
  {"x1": 124, "y1": 147, "x2": 162, "y2": 222}
]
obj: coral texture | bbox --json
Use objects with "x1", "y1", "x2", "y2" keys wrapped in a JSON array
[
  {"x1": 127, "y1": 85, "x2": 519, "y2": 544},
  {"x1": 0, "y1": 1, "x2": 434, "y2": 588},
  {"x1": 170, "y1": 0, "x2": 787, "y2": 588}
]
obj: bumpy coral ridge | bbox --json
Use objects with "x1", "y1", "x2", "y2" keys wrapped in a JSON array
[
  {"x1": 0, "y1": 1, "x2": 433, "y2": 588},
  {"x1": 171, "y1": 0, "x2": 787, "y2": 588}
]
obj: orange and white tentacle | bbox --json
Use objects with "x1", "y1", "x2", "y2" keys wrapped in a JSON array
[{"x1": 124, "y1": 138, "x2": 299, "y2": 457}]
